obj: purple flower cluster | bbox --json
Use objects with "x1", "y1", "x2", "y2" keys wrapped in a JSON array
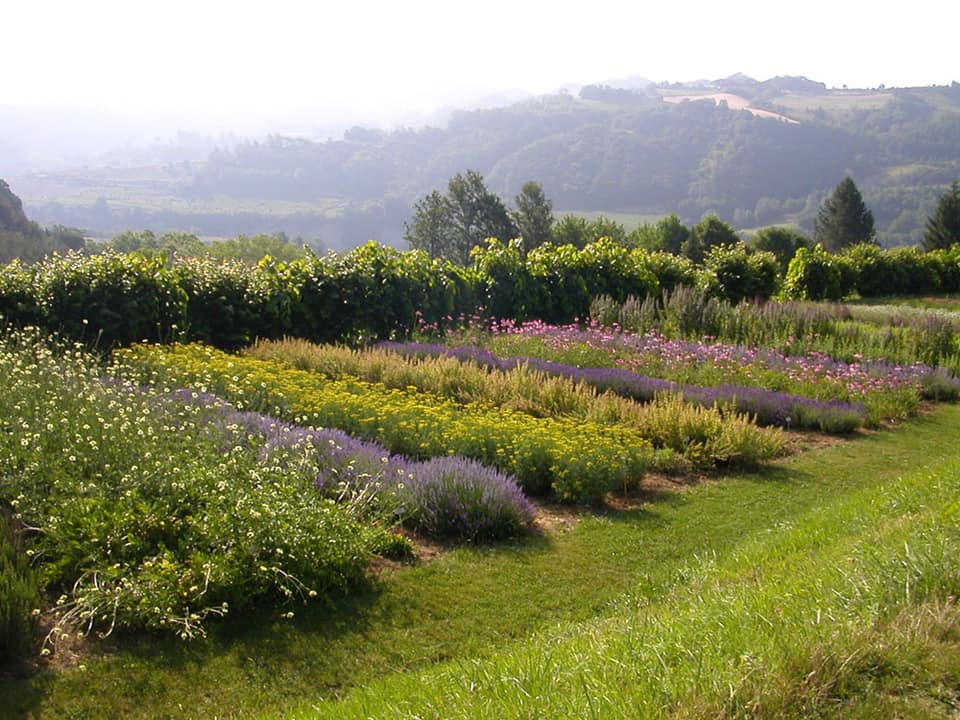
[
  {"x1": 160, "y1": 387, "x2": 535, "y2": 540},
  {"x1": 380, "y1": 341, "x2": 868, "y2": 433},
  {"x1": 483, "y1": 321, "x2": 960, "y2": 401},
  {"x1": 400, "y1": 456, "x2": 536, "y2": 540}
]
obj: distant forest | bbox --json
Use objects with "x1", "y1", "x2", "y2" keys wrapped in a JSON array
[{"x1": 12, "y1": 75, "x2": 960, "y2": 248}]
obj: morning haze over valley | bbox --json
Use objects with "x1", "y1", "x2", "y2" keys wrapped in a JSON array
[{"x1": 4, "y1": 2, "x2": 960, "y2": 718}]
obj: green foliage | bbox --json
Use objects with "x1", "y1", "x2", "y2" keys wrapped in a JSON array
[
  {"x1": 552, "y1": 214, "x2": 629, "y2": 249},
  {"x1": 923, "y1": 179, "x2": 960, "y2": 251},
  {"x1": 551, "y1": 214, "x2": 591, "y2": 248},
  {"x1": 0, "y1": 260, "x2": 42, "y2": 328},
  {"x1": 844, "y1": 243, "x2": 939, "y2": 297},
  {"x1": 630, "y1": 213, "x2": 690, "y2": 254},
  {"x1": 35, "y1": 250, "x2": 188, "y2": 348},
  {"x1": 471, "y1": 238, "x2": 542, "y2": 321},
  {"x1": 0, "y1": 511, "x2": 39, "y2": 668},
  {"x1": 0, "y1": 332, "x2": 388, "y2": 639},
  {"x1": 526, "y1": 242, "x2": 590, "y2": 323},
  {"x1": 511, "y1": 181, "x2": 554, "y2": 253},
  {"x1": 814, "y1": 176, "x2": 876, "y2": 252},
  {"x1": 749, "y1": 226, "x2": 809, "y2": 275},
  {"x1": 683, "y1": 214, "x2": 739, "y2": 263},
  {"x1": 702, "y1": 243, "x2": 780, "y2": 303},
  {"x1": 639, "y1": 251, "x2": 698, "y2": 292},
  {"x1": 107, "y1": 229, "x2": 204, "y2": 257},
  {"x1": 578, "y1": 238, "x2": 659, "y2": 305},
  {"x1": 405, "y1": 171, "x2": 517, "y2": 265},
  {"x1": 203, "y1": 233, "x2": 307, "y2": 264},
  {"x1": 175, "y1": 256, "x2": 296, "y2": 351},
  {"x1": 3, "y1": 237, "x2": 960, "y2": 356},
  {"x1": 783, "y1": 245, "x2": 857, "y2": 301}
]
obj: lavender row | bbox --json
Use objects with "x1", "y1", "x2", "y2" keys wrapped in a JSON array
[
  {"x1": 163, "y1": 388, "x2": 535, "y2": 540},
  {"x1": 379, "y1": 342, "x2": 867, "y2": 433}
]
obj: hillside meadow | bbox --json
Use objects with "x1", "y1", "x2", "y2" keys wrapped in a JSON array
[{"x1": 2, "y1": 247, "x2": 960, "y2": 717}]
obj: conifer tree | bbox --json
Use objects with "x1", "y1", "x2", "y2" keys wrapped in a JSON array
[
  {"x1": 922, "y1": 179, "x2": 960, "y2": 251},
  {"x1": 813, "y1": 176, "x2": 875, "y2": 252}
]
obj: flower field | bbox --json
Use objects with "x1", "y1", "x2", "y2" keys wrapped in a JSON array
[
  {"x1": 115, "y1": 343, "x2": 783, "y2": 503},
  {"x1": 440, "y1": 318, "x2": 959, "y2": 426},
  {"x1": 3, "y1": 279, "x2": 960, "y2": 717}
]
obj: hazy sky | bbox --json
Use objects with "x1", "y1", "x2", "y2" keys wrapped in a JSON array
[{"x1": 6, "y1": 0, "x2": 959, "y2": 120}]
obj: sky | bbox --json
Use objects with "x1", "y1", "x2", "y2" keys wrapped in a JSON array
[{"x1": 5, "y1": 0, "x2": 960, "y2": 123}]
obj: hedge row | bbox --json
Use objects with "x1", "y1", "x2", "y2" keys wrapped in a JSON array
[
  {"x1": 783, "y1": 243, "x2": 960, "y2": 301},
  {"x1": 4, "y1": 240, "x2": 960, "y2": 350}
]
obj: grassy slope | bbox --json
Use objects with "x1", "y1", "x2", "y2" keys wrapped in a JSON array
[{"x1": 4, "y1": 407, "x2": 959, "y2": 719}]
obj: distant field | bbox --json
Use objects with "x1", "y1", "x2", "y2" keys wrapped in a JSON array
[
  {"x1": 660, "y1": 92, "x2": 798, "y2": 123},
  {"x1": 846, "y1": 294, "x2": 960, "y2": 312},
  {"x1": 12, "y1": 171, "x2": 347, "y2": 217},
  {"x1": 555, "y1": 209, "x2": 664, "y2": 229},
  {"x1": 772, "y1": 90, "x2": 895, "y2": 114}
]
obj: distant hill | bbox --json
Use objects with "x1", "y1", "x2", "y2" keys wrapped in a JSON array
[
  {"x1": 10, "y1": 75, "x2": 960, "y2": 248},
  {"x1": 0, "y1": 180, "x2": 84, "y2": 262}
]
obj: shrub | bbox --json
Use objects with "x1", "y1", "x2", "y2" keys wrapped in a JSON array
[
  {"x1": 0, "y1": 332, "x2": 393, "y2": 639},
  {"x1": 637, "y1": 251, "x2": 698, "y2": 293},
  {"x1": 0, "y1": 260, "x2": 41, "y2": 329},
  {"x1": 398, "y1": 457, "x2": 535, "y2": 541},
  {"x1": 472, "y1": 238, "x2": 542, "y2": 321},
  {"x1": 175, "y1": 256, "x2": 296, "y2": 351},
  {"x1": 527, "y1": 242, "x2": 588, "y2": 323},
  {"x1": 34, "y1": 250, "x2": 187, "y2": 348},
  {"x1": 782, "y1": 245, "x2": 856, "y2": 301},
  {"x1": 0, "y1": 511, "x2": 38, "y2": 666},
  {"x1": 702, "y1": 244, "x2": 780, "y2": 303}
]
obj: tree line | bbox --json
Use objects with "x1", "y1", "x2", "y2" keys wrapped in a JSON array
[{"x1": 405, "y1": 171, "x2": 960, "y2": 268}]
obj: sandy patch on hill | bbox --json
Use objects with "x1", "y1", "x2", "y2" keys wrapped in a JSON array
[{"x1": 663, "y1": 92, "x2": 798, "y2": 124}]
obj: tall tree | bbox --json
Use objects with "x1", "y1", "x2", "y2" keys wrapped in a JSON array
[
  {"x1": 631, "y1": 214, "x2": 690, "y2": 254},
  {"x1": 814, "y1": 176, "x2": 875, "y2": 252},
  {"x1": 552, "y1": 214, "x2": 591, "y2": 248},
  {"x1": 404, "y1": 190, "x2": 453, "y2": 259},
  {"x1": 446, "y1": 171, "x2": 517, "y2": 264},
  {"x1": 683, "y1": 214, "x2": 739, "y2": 263},
  {"x1": 511, "y1": 181, "x2": 554, "y2": 253},
  {"x1": 750, "y1": 226, "x2": 809, "y2": 274},
  {"x1": 922, "y1": 179, "x2": 960, "y2": 251},
  {"x1": 405, "y1": 171, "x2": 516, "y2": 265}
]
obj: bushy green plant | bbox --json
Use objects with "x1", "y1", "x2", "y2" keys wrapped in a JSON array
[
  {"x1": 0, "y1": 259, "x2": 41, "y2": 329},
  {"x1": 637, "y1": 251, "x2": 698, "y2": 293},
  {"x1": 0, "y1": 511, "x2": 38, "y2": 666},
  {"x1": 472, "y1": 238, "x2": 542, "y2": 321},
  {"x1": 33, "y1": 250, "x2": 187, "y2": 348},
  {"x1": 176, "y1": 256, "x2": 297, "y2": 351},
  {"x1": 782, "y1": 245, "x2": 857, "y2": 301},
  {"x1": 0, "y1": 332, "x2": 392, "y2": 639},
  {"x1": 702, "y1": 243, "x2": 779, "y2": 303}
]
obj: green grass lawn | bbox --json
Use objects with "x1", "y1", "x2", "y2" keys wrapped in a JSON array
[{"x1": 5, "y1": 405, "x2": 959, "y2": 719}]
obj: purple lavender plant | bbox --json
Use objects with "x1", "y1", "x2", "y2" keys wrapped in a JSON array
[
  {"x1": 398, "y1": 456, "x2": 535, "y2": 540},
  {"x1": 379, "y1": 341, "x2": 868, "y2": 432},
  {"x1": 158, "y1": 385, "x2": 536, "y2": 541}
]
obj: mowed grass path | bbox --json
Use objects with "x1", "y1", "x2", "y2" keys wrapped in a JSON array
[{"x1": 4, "y1": 407, "x2": 959, "y2": 719}]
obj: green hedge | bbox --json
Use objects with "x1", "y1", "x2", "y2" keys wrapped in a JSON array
[{"x1": 4, "y1": 240, "x2": 959, "y2": 350}]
